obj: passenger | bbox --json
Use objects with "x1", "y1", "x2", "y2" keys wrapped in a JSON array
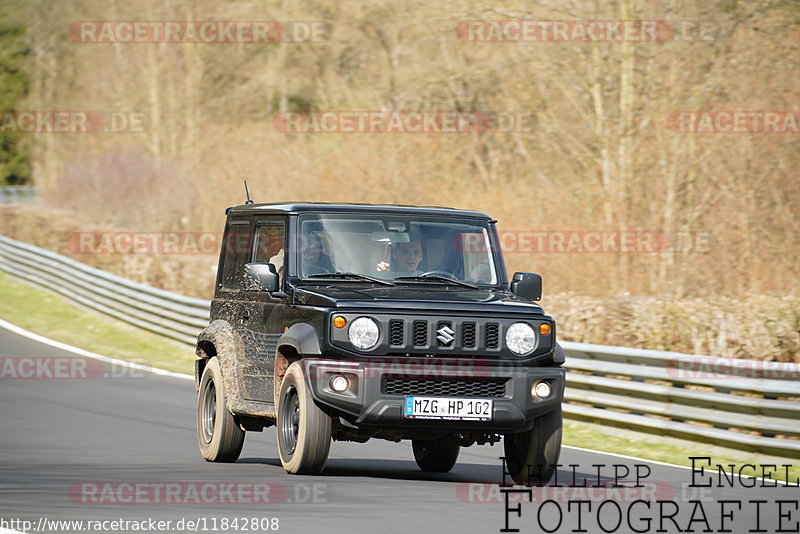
[{"x1": 375, "y1": 239, "x2": 391, "y2": 272}]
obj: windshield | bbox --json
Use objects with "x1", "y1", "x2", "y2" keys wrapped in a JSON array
[{"x1": 297, "y1": 213, "x2": 501, "y2": 285}]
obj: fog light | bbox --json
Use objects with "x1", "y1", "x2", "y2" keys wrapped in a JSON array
[
  {"x1": 532, "y1": 381, "x2": 552, "y2": 399},
  {"x1": 330, "y1": 375, "x2": 349, "y2": 392}
]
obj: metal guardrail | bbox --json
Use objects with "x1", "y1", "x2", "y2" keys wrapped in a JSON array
[
  {"x1": 0, "y1": 186, "x2": 39, "y2": 205},
  {"x1": 561, "y1": 342, "x2": 800, "y2": 457},
  {"x1": 0, "y1": 235, "x2": 209, "y2": 346},
  {"x1": 0, "y1": 234, "x2": 797, "y2": 457}
]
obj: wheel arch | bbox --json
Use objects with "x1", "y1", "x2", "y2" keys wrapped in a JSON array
[
  {"x1": 194, "y1": 340, "x2": 217, "y2": 391},
  {"x1": 195, "y1": 320, "x2": 245, "y2": 410},
  {"x1": 273, "y1": 322, "x2": 319, "y2": 403}
]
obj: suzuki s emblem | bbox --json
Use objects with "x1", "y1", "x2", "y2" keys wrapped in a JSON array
[{"x1": 437, "y1": 325, "x2": 455, "y2": 346}]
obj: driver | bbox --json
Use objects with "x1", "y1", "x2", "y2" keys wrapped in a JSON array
[
  {"x1": 301, "y1": 232, "x2": 334, "y2": 275},
  {"x1": 391, "y1": 238, "x2": 423, "y2": 275}
]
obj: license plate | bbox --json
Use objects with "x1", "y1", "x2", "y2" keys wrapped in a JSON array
[{"x1": 403, "y1": 397, "x2": 493, "y2": 420}]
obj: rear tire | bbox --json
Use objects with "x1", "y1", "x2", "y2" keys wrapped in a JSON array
[
  {"x1": 197, "y1": 358, "x2": 245, "y2": 462},
  {"x1": 276, "y1": 363, "x2": 332, "y2": 474},
  {"x1": 412, "y1": 439, "x2": 460, "y2": 473},
  {"x1": 503, "y1": 406, "x2": 562, "y2": 485}
]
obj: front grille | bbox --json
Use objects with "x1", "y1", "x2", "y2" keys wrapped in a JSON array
[
  {"x1": 413, "y1": 321, "x2": 428, "y2": 347},
  {"x1": 383, "y1": 377, "x2": 508, "y2": 398},
  {"x1": 462, "y1": 322, "x2": 477, "y2": 348},
  {"x1": 389, "y1": 320, "x2": 404, "y2": 346},
  {"x1": 485, "y1": 323, "x2": 500, "y2": 349}
]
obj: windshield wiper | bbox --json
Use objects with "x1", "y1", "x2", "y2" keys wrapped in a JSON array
[
  {"x1": 394, "y1": 274, "x2": 479, "y2": 289},
  {"x1": 305, "y1": 272, "x2": 395, "y2": 286}
]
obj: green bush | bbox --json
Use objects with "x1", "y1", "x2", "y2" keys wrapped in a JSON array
[{"x1": 0, "y1": 24, "x2": 31, "y2": 185}]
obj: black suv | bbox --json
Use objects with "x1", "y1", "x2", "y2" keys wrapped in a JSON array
[{"x1": 195, "y1": 202, "x2": 565, "y2": 484}]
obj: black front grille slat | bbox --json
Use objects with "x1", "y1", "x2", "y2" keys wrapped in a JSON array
[
  {"x1": 372, "y1": 318, "x2": 514, "y2": 352},
  {"x1": 413, "y1": 320, "x2": 428, "y2": 347},
  {"x1": 485, "y1": 323, "x2": 500, "y2": 349},
  {"x1": 383, "y1": 377, "x2": 507, "y2": 398},
  {"x1": 389, "y1": 320, "x2": 404, "y2": 346},
  {"x1": 462, "y1": 322, "x2": 476, "y2": 348}
]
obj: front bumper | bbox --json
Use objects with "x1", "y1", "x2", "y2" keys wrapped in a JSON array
[{"x1": 299, "y1": 357, "x2": 565, "y2": 433}]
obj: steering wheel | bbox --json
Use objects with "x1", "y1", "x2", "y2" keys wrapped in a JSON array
[{"x1": 420, "y1": 270, "x2": 458, "y2": 280}]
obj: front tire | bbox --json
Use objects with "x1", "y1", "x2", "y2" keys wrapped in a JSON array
[
  {"x1": 412, "y1": 439, "x2": 460, "y2": 473},
  {"x1": 503, "y1": 406, "x2": 562, "y2": 485},
  {"x1": 197, "y1": 358, "x2": 245, "y2": 462},
  {"x1": 276, "y1": 363, "x2": 332, "y2": 474}
]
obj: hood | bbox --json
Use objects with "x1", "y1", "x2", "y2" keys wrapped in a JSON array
[{"x1": 292, "y1": 284, "x2": 545, "y2": 314}]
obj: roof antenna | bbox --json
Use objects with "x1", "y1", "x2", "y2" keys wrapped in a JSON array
[{"x1": 243, "y1": 180, "x2": 254, "y2": 204}]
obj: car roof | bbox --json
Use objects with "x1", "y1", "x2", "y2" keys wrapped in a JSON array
[{"x1": 227, "y1": 202, "x2": 493, "y2": 220}]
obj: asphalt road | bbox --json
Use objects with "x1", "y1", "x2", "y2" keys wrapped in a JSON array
[{"x1": 0, "y1": 323, "x2": 796, "y2": 534}]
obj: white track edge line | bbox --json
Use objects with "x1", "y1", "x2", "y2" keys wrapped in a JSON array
[
  {"x1": 563, "y1": 444, "x2": 693, "y2": 471},
  {"x1": 0, "y1": 317, "x2": 193, "y2": 381}
]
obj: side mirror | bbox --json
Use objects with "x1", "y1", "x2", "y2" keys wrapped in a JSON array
[
  {"x1": 510, "y1": 272, "x2": 542, "y2": 301},
  {"x1": 243, "y1": 263, "x2": 279, "y2": 292}
]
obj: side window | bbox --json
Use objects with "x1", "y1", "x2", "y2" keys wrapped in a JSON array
[
  {"x1": 253, "y1": 220, "x2": 287, "y2": 284},
  {"x1": 219, "y1": 220, "x2": 252, "y2": 291}
]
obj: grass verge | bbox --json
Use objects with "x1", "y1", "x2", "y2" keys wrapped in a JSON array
[
  {"x1": 0, "y1": 271, "x2": 797, "y2": 482},
  {"x1": 0, "y1": 272, "x2": 194, "y2": 375},
  {"x1": 563, "y1": 421, "x2": 799, "y2": 483}
]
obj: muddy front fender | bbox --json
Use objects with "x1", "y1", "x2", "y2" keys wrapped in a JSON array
[{"x1": 195, "y1": 320, "x2": 275, "y2": 419}]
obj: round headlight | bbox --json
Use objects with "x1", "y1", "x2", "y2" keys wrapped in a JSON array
[
  {"x1": 348, "y1": 317, "x2": 380, "y2": 350},
  {"x1": 506, "y1": 322, "x2": 537, "y2": 355}
]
